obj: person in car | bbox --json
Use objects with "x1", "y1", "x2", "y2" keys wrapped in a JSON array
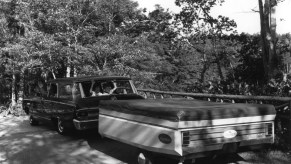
[
  {"x1": 103, "y1": 82, "x2": 117, "y2": 94},
  {"x1": 91, "y1": 86, "x2": 104, "y2": 96},
  {"x1": 90, "y1": 82, "x2": 105, "y2": 96}
]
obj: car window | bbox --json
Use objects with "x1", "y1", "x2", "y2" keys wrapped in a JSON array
[
  {"x1": 59, "y1": 84, "x2": 73, "y2": 100},
  {"x1": 80, "y1": 81, "x2": 92, "y2": 97},
  {"x1": 48, "y1": 83, "x2": 58, "y2": 98},
  {"x1": 72, "y1": 83, "x2": 81, "y2": 101},
  {"x1": 90, "y1": 81, "x2": 104, "y2": 96},
  {"x1": 114, "y1": 80, "x2": 134, "y2": 94},
  {"x1": 79, "y1": 79, "x2": 135, "y2": 97},
  {"x1": 98, "y1": 80, "x2": 134, "y2": 95}
]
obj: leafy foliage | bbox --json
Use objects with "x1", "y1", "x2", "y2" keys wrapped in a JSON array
[
  {"x1": 231, "y1": 34, "x2": 265, "y2": 83},
  {"x1": 0, "y1": 0, "x2": 291, "y2": 104}
]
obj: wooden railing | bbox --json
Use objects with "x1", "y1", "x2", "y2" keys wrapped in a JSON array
[{"x1": 137, "y1": 89, "x2": 291, "y2": 146}]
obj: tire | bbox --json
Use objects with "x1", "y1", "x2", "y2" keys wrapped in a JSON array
[
  {"x1": 29, "y1": 116, "x2": 39, "y2": 126},
  {"x1": 137, "y1": 152, "x2": 154, "y2": 164},
  {"x1": 137, "y1": 151, "x2": 190, "y2": 164},
  {"x1": 56, "y1": 118, "x2": 68, "y2": 135},
  {"x1": 24, "y1": 107, "x2": 29, "y2": 115}
]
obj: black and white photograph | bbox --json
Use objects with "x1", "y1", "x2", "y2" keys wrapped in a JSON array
[{"x1": 1, "y1": 0, "x2": 291, "y2": 163}]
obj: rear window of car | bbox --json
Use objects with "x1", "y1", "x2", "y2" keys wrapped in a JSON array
[
  {"x1": 48, "y1": 83, "x2": 58, "y2": 98},
  {"x1": 59, "y1": 84, "x2": 73, "y2": 100}
]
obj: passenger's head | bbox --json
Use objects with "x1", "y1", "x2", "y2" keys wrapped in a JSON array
[
  {"x1": 92, "y1": 82, "x2": 101, "y2": 93},
  {"x1": 103, "y1": 82, "x2": 114, "y2": 93},
  {"x1": 94, "y1": 86, "x2": 101, "y2": 92},
  {"x1": 103, "y1": 85, "x2": 112, "y2": 93}
]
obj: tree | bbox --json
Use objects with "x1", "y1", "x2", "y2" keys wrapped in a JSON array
[
  {"x1": 258, "y1": 0, "x2": 279, "y2": 80},
  {"x1": 277, "y1": 33, "x2": 291, "y2": 74},
  {"x1": 0, "y1": 0, "x2": 27, "y2": 105},
  {"x1": 232, "y1": 33, "x2": 265, "y2": 84},
  {"x1": 174, "y1": 0, "x2": 237, "y2": 83},
  {"x1": 94, "y1": 0, "x2": 141, "y2": 35},
  {"x1": 78, "y1": 34, "x2": 163, "y2": 88}
]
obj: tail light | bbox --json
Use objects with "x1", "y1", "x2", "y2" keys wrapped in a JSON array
[
  {"x1": 182, "y1": 131, "x2": 190, "y2": 146},
  {"x1": 265, "y1": 123, "x2": 273, "y2": 137}
]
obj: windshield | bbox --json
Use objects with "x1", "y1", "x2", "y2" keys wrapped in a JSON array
[
  {"x1": 114, "y1": 80, "x2": 135, "y2": 94},
  {"x1": 79, "y1": 79, "x2": 135, "y2": 97}
]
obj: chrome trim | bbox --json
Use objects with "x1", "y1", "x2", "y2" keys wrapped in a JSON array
[
  {"x1": 73, "y1": 118, "x2": 99, "y2": 130},
  {"x1": 181, "y1": 137, "x2": 274, "y2": 156},
  {"x1": 180, "y1": 122, "x2": 275, "y2": 154},
  {"x1": 41, "y1": 99, "x2": 76, "y2": 107},
  {"x1": 73, "y1": 119, "x2": 99, "y2": 123},
  {"x1": 33, "y1": 115, "x2": 51, "y2": 121},
  {"x1": 179, "y1": 121, "x2": 274, "y2": 131},
  {"x1": 77, "y1": 108, "x2": 99, "y2": 111}
]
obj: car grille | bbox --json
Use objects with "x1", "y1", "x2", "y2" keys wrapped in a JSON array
[{"x1": 181, "y1": 123, "x2": 273, "y2": 147}]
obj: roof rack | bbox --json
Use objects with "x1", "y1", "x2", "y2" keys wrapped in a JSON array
[{"x1": 47, "y1": 76, "x2": 131, "y2": 83}]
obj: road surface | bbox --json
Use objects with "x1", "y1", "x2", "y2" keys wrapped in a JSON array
[{"x1": 0, "y1": 116, "x2": 290, "y2": 164}]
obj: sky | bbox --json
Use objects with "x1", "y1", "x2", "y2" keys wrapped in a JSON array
[{"x1": 136, "y1": 0, "x2": 291, "y2": 35}]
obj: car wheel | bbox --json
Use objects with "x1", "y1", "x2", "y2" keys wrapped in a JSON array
[
  {"x1": 29, "y1": 116, "x2": 39, "y2": 126},
  {"x1": 56, "y1": 118, "x2": 68, "y2": 135},
  {"x1": 137, "y1": 152, "x2": 154, "y2": 164}
]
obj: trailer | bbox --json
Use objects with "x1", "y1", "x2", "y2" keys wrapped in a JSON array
[{"x1": 99, "y1": 99, "x2": 276, "y2": 163}]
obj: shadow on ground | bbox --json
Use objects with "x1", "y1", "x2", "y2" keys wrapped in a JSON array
[{"x1": 0, "y1": 117, "x2": 125, "y2": 164}]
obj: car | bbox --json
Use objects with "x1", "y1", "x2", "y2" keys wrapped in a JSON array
[{"x1": 23, "y1": 76, "x2": 144, "y2": 135}]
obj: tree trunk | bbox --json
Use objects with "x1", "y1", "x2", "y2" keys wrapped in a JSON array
[
  {"x1": 11, "y1": 73, "x2": 17, "y2": 106},
  {"x1": 200, "y1": 58, "x2": 210, "y2": 83},
  {"x1": 258, "y1": 0, "x2": 269, "y2": 79},
  {"x1": 217, "y1": 60, "x2": 224, "y2": 81},
  {"x1": 18, "y1": 71, "x2": 24, "y2": 101},
  {"x1": 66, "y1": 66, "x2": 71, "y2": 77},
  {"x1": 269, "y1": 0, "x2": 277, "y2": 77},
  {"x1": 66, "y1": 65, "x2": 77, "y2": 77},
  {"x1": 258, "y1": 0, "x2": 277, "y2": 80}
]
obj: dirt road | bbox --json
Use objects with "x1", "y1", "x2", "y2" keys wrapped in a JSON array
[
  {"x1": 0, "y1": 116, "x2": 290, "y2": 164},
  {"x1": 0, "y1": 116, "x2": 140, "y2": 164}
]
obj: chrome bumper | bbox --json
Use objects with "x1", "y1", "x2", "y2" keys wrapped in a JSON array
[
  {"x1": 73, "y1": 119, "x2": 99, "y2": 130},
  {"x1": 182, "y1": 137, "x2": 274, "y2": 158}
]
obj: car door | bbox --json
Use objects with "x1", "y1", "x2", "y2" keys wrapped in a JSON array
[
  {"x1": 30, "y1": 82, "x2": 47, "y2": 119},
  {"x1": 56, "y1": 83, "x2": 76, "y2": 120},
  {"x1": 30, "y1": 97, "x2": 44, "y2": 119},
  {"x1": 76, "y1": 80, "x2": 107, "y2": 108},
  {"x1": 41, "y1": 83, "x2": 58, "y2": 120}
]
